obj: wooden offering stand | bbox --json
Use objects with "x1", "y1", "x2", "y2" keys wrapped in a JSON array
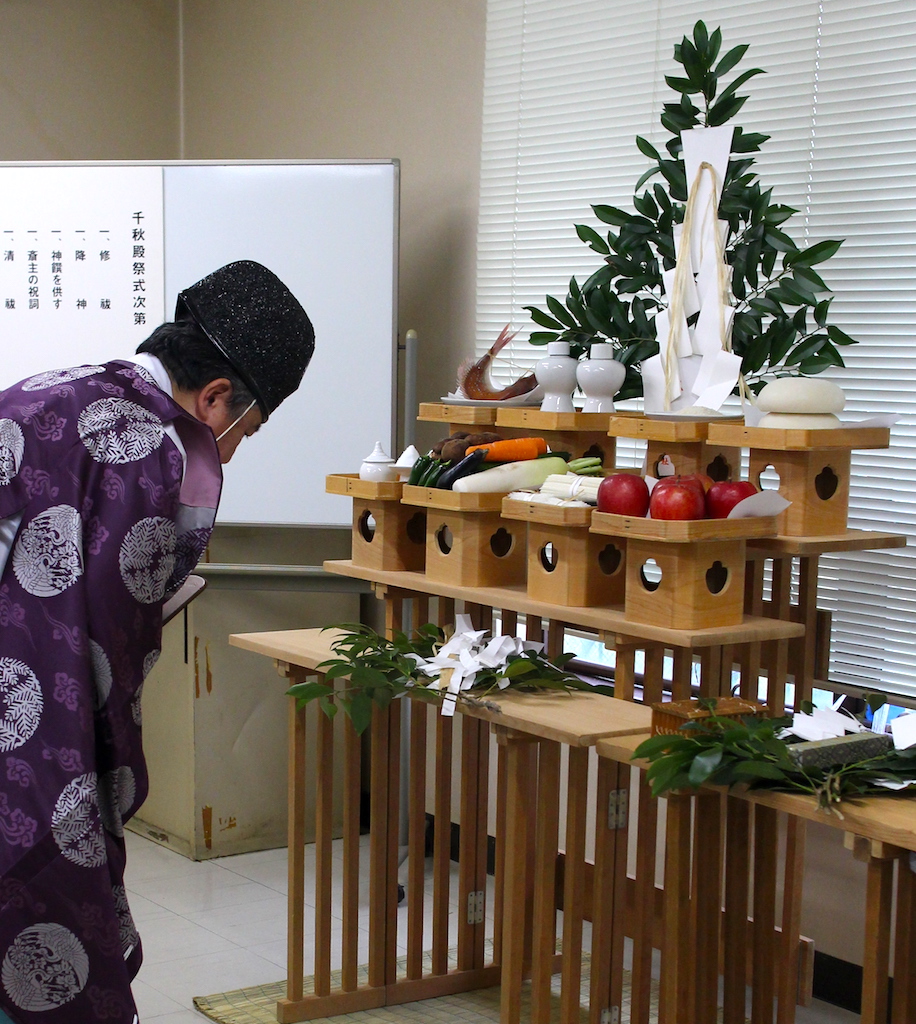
[
  {"x1": 400, "y1": 484, "x2": 525, "y2": 587},
  {"x1": 608, "y1": 412, "x2": 741, "y2": 480},
  {"x1": 418, "y1": 402, "x2": 615, "y2": 464},
  {"x1": 598, "y1": 729, "x2": 916, "y2": 1024},
  {"x1": 707, "y1": 421, "x2": 891, "y2": 537},
  {"x1": 312, "y1": 404, "x2": 906, "y2": 1024},
  {"x1": 591, "y1": 511, "x2": 778, "y2": 630},
  {"x1": 325, "y1": 474, "x2": 426, "y2": 572},
  {"x1": 501, "y1": 497, "x2": 625, "y2": 607}
]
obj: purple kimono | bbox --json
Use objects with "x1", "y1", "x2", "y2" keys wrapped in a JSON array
[{"x1": 0, "y1": 361, "x2": 221, "y2": 1022}]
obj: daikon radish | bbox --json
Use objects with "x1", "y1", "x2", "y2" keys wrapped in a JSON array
[{"x1": 452, "y1": 456, "x2": 568, "y2": 493}]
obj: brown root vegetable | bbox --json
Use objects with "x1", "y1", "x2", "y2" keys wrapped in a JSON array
[
  {"x1": 439, "y1": 431, "x2": 503, "y2": 462},
  {"x1": 432, "y1": 431, "x2": 469, "y2": 456}
]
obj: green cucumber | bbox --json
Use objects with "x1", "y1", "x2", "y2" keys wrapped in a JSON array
[
  {"x1": 420, "y1": 460, "x2": 448, "y2": 487},
  {"x1": 407, "y1": 454, "x2": 433, "y2": 486}
]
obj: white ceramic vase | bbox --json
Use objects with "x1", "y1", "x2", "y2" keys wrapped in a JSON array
[
  {"x1": 535, "y1": 341, "x2": 578, "y2": 413},
  {"x1": 359, "y1": 441, "x2": 397, "y2": 482},
  {"x1": 576, "y1": 343, "x2": 626, "y2": 412}
]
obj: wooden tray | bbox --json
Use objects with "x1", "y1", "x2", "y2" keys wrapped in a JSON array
[
  {"x1": 325, "y1": 473, "x2": 404, "y2": 500},
  {"x1": 501, "y1": 497, "x2": 593, "y2": 528},
  {"x1": 495, "y1": 408, "x2": 612, "y2": 431},
  {"x1": 608, "y1": 413, "x2": 740, "y2": 443},
  {"x1": 707, "y1": 422, "x2": 891, "y2": 451},
  {"x1": 401, "y1": 484, "x2": 506, "y2": 512},
  {"x1": 417, "y1": 402, "x2": 500, "y2": 425},
  {"x1": 590, "y1": 511, "x2": 778, "y2": 542}
]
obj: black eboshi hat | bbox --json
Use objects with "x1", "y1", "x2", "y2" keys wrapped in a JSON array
[{"x1": 175, "y1": 260, "x2": 315, "y2": 422}]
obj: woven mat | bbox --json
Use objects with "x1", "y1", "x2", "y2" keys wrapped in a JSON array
[{"x1": 194, "y1": 946, "x2": 654, "y2": 1024}]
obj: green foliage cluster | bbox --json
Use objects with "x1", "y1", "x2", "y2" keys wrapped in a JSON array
[
  {"x1": 525, "y1": 20, "x2": 857, "y2": 399},
  {"x1": 634, "y1": 698, "x2": 916, "y2": 814},
  {"x1": 286, "y1": 623, "x2": 612, "y2": 735}
]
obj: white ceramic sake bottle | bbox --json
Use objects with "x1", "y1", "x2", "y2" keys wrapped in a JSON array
[
  {"x1": 576, "y1": 343, "x2": 626, "y2": 412},
  {"x1": 535, "y1": 341, "x2": 578, "y2": 413}
]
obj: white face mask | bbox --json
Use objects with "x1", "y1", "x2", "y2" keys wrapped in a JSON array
[{"x1": 215, "y1": 399, "x2": 257, "y2": 442}]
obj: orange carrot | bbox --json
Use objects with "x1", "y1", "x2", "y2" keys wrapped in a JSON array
[{"x1": 464, "y1": 436, "x2": 548, "y2": 462}]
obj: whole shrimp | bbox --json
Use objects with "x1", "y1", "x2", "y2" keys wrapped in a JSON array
[{"x1": 456, "y1": 325, "x2": 538, "y2": 401}]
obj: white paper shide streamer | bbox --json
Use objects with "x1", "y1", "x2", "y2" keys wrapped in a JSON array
[
  {"x1": 406, "y1": 614, "x2": 544, "y2": 717},
  {"x1": 643, "y1": 125, "x2": 743, "y2": 414}
]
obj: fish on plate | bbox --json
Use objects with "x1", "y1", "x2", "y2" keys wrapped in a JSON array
[{"x1": 456, "y1": 325, "x2": 538, "y2": 401}]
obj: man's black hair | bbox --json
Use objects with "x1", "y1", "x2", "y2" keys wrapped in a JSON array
[{"x1": 136, "y1": 321, "x2": 256, "y2": 413}]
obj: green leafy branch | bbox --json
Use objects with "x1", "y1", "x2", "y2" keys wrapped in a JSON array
[
  {"x1": 633, "y1": 699, "x2": 916, "y2": 814},
  {"x1": 524, "y1": 20, "x2": 857, "y2": 396},
  {"x1": 286, "y1": 623, "x2": 613, "y2": 735}
]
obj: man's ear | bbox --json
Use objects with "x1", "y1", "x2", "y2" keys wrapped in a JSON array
[{"x1": 194, "y1": 378, "x2": 233, "y2": 423}]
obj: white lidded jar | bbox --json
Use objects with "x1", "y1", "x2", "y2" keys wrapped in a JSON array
[
  {"x1": 535, "y1": 341, "x2": 578, "y2": 413},
  {"x1": 359, "y1": 441, "x2": 397, "y2": 482},
  {"x1": 576, "y1": 343, "x2": 626, "y2": 413}
]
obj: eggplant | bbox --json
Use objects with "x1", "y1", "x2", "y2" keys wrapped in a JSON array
[{"x1": 437, "y1": 448, "x2": 488, "y2": 489}]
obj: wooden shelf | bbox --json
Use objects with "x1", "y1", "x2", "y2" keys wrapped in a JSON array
[
  {"x1": 500, "y1": 497, "x2": 593, "y2": 528},
  {"x1": 591, "y1": 510, "x2": 777, "y2": 543},
  {"x1": 495, "y1": 408, "x2": 611, "y2": 431},
  {"x1": 401, "y1": 484, "x2": 505, "y2": 512},
  {"x1": 456, "y1": 689, "x2": 651, "y2": 747},
  {"x1": 747, "y1": 529, "x2": 908, "y2": 556},
  {"x1": 325, "y1": 473, "x2": 403, "y2": 501},
  {"x1": 417, "y1": 402, "x2": 500, "y2": 425},
  {"x1": 707, "y1": 422, "x2": 891, "y2": 451},
  {"x1": 597, "y1": 732, "x2": 916, "y2": 852},
  {"x1": 323, "y1": 559, "x2": 805, "y2": 649},
  {"x1": 608, "y1": 413, "x2": 739, "y2": 442}
]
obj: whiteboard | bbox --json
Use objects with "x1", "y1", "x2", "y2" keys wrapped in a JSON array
[{"x1": 0, "y1": 160, "x2": 399, "y2": 527}]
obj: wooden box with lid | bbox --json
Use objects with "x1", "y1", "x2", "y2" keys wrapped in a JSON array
[
  {"x1": 401, "y1": 485, "x2": 526, "y2": 587},
  {"x1": 591, "y1": 512, "x2": 778, "y2": 630},
  {"x1": 326, "y1": 474, "x2": 426, "y2": 572},
  {"x1": 501, "y1": 498, "x2": 626, "y2": 607}
]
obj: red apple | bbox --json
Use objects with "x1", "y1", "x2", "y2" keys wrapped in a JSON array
[
  {"x1": 687, "y1": 472, "x2": 715, "y2": 494},
  {"x1": 705, "y1": 480, "x2": 758, "y2": 519},
  {"x1": 596, "y1": 473, "x2": 650, "y2": 517},
  {"x1": 652, "y1": 474, "x2": 708, "y2": 500},
  {"x1": 649, "y1": 479, "x2": 706, "y2": 520}
]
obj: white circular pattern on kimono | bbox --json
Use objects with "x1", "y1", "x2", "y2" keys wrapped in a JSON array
[
  {"x1": 12, "y1": 504, "x2": 83, "y2": 598},
  {"x1": 119, "y1": 517, "x2": 176, "y2": 604},
  {"x1": 51, "y1": 772, "x2": 105, "y2": 868},
  {"x1": 0, "y1": 419, "x2": 25, "y2": 486},
  {"x1": 0, "y1": 658, "x2": 43, "y2": 753},
  {"x1": 98, "y1": 766, "x2": 136, "y2": 837},
  {"x1": 77, "y1": 397, "x2": 165, "y2": 464},
  {"x1": 112, "y1": 886, "x2": 140, "y2": 958},
  {"x1": 129, "y1": 363, "x2": 159, "y2": 388},
  {"x1": 1, "y1": 923, "x2": 89, "y2": 1011},
  {"x1": 20, "y1": 365, "x2": 105, "y2": 392},
  {"x1": 130, "y1": 682, "x2": 144, "y2": 727},
  {"x1": 89, "y1": 640, "x2": 113, "y2": 708},
  {"x1": 142, "y1": 648, "x2": 161, "y2": 680}
]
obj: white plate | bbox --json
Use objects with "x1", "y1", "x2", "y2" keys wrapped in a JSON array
[
  {"x1": 645, "y1": 411, "x2": 732, "y2": 422},
  {"x1": 439, "y1": 391, "x2": 543, "y2": 407}
]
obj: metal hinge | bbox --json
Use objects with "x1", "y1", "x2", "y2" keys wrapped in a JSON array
[
  {"x1": 600, "y1": 1008, "x2": 620, "y2": 1024},
  {"x1": 608, "y1": 788, "x2": 628, "y2": 829},
  {"x1": 467, "y1": 890, "x2": 485, "y2": 925}
]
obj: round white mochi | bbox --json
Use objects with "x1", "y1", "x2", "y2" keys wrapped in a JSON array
[
  {"x1": 757, "y1": 378, "x2": 845, "y2": 414},
  {"x1": 758, "y1": 412, "x2": 842, "y2": 430}
]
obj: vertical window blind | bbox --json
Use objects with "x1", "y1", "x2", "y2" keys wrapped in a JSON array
[{"x1": 476, "y1": 0, "x2": 916, "y2": 696}]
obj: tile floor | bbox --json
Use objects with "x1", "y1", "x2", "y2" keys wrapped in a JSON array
[{"x1": 125, "y1": 829, "x2": 858, "y2": 1023}]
